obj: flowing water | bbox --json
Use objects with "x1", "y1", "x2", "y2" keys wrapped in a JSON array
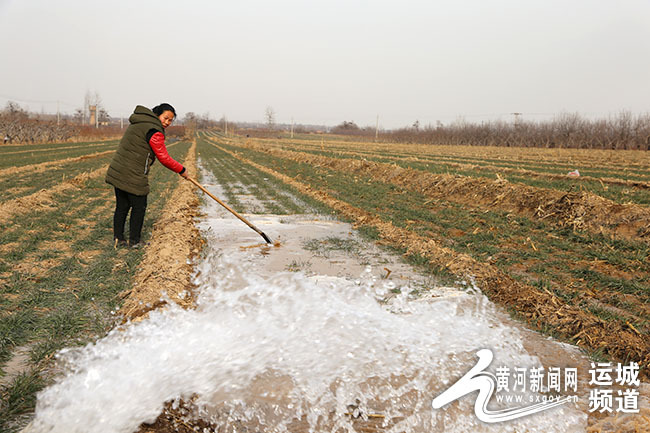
[{"x1": 25, "y1": 178, "x2": 594, "y2": 433}]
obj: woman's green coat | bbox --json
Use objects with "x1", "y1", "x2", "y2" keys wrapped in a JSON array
[{"x1": 105, "y1": 105, "x2": 164, "y2": 195}]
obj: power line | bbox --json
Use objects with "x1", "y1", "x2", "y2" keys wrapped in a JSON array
[
  {"x1": 0, "y1": 93, "x2": 77, "y2": 107},
  {"x1": 0, "y1": 93, "x2": 127, "y2": 118}
]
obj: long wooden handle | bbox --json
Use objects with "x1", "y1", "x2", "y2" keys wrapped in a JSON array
[{"x1": 185, "y1": 177, "x2": 273, "y2": 243}]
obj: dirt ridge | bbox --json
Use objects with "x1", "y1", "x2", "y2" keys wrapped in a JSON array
[
  {"x1": 265, "y1": 141, "x2": 650, "y2": 189},
  {"x1": 0, "y1": 141, "x2": 113, "y2": 157},
  {"x1": 119, "y1": 141, "x2": 202, "y2": 321},
  {"x1": 0, "y1": 150, "x2": 114, "y2": 178},
  {"x1": 255, "y1": 136, "x2": 650, "y2": 170},
  {"x1": 0, "y1": 167, "x2": 107, "y2": 224}
]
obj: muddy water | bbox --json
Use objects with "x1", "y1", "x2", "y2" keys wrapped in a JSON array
[
  {"x1": 189, "y1": 182, "x2": 591, "y2": 432},
  {"x1": 26, "y1": 175, "x2": 598, "y2": 433}
]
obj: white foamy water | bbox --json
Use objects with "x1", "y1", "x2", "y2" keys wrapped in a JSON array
[{"x1": 27, "y1": 188, "x2": 589, "y2": 432}]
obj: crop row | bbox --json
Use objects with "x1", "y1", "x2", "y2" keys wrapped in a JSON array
[
  {"x1": 208, "y1": 135, "x2": 650, "y2": 314},
  {"x1": 1, "y1": 154, "x2": 114, "y2": 202},
  {"x1": 0, "y1": 142, "x2": 182, "y2": 204},
  {"x1": 263, "y1": 138, "x2": 650, "y2": 188},
  {"x1": 263, "y1": 136, "x2": 650, "y2": 178},
  {"x1": 0, "y1": 140, "x2": 120, "y2": 170},
  {"x1": 203, "y1": 135, "x2": 649, "y2": 373},
  {"x1": 218, "y1": 138, "x2": 650, "y2": 246},
  {"x1": 197, "y1": 134, "x2": 317, "y2": 215},
  {"x1": 0, "y1": 142, "x2": 192, "y2": 431},
  {"x1": 256, "y1": 139, "x2": 650, "y2": 206},
  {"x1": 287, "y1": 133, "x2": 650, "y2": 169}
]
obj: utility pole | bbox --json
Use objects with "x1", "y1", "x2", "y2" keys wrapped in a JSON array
[
  {"x1": 225, "y1": 117, "x2": 228, "y2": 136},
  {"x1": 56, "y1": 101, "x2": 60, "y2": 125},
  {"x1": 291, "y1": 117, "x2": 294, "y2": 139},
  {"x1": 120, "y1": 116, "x2": 124, "y2": 129},
  {"x1": 375, "y1": 114, "x2": 379, "y2": 142}
]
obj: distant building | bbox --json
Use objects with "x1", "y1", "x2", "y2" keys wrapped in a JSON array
[{"x1": 89, "y1": 105, "x2": 97, "y2": 126}]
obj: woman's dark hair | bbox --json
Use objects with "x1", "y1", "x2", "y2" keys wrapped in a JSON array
[{"x1": 152, "y1": 103, "x2": 176, "y2": 118}]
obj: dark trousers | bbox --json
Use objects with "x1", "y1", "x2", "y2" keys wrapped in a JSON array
[{"x1": 113, "y1": 187, "x2": 147, "y2": 244}]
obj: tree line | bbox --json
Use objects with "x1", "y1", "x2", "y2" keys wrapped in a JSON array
[
  {"x1": 0, "y1": 101, "x2": 78, "y2": 144},
  {"x1": 332, "y1": 112, "x2": 650, "y2": 150}
]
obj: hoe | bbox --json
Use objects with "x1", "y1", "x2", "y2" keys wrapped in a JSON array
[{"x1": 185, "y1": 177, "x2": 273, "y2": 244}]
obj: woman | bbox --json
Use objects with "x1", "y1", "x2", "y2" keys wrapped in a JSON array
[{"x1": 105, "y1": 103, "x2": 188, "y2": 248}]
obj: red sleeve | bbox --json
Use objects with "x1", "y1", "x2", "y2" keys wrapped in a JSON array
[{"x1": 148, "y1": 132, "x2": 185, "y2": 173}]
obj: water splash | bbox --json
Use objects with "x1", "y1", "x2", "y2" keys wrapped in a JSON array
[{"x1": 28, "y1": 233, "x2": 587, "y2": 433}]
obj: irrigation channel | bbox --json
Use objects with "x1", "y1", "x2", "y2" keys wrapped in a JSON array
[{"x1": 23, "y1": 159, "x2": 634, "y2": 432}]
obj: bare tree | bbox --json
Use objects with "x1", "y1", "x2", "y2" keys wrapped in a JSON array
[
  {"x1": 332, "y1": 121, "x2": 363, "y2": 135},
  {"x1": 73, "y1": 108, "x2": 84, "y2": 125},
  {"x1": 6, "y1": 101, "x2": 28, "y2": 118},
  {"x1": 98, "y1": 107, "x2": 110, "y2": 125},
  {"x1": 183, "y1": 112, "x2": 198, "y2": 138}
]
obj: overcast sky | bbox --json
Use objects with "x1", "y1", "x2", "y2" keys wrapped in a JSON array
[{"x1": 0, "y1": 0, "x2": 649, "y2": 128}]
